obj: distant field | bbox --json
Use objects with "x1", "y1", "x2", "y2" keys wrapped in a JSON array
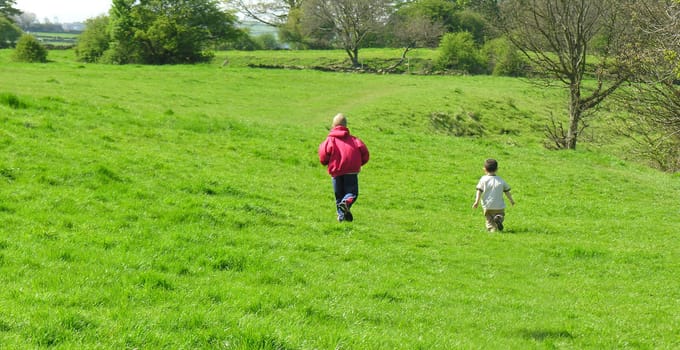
[
  {"x1": 0, "y1": 49, "x2": 678, "y2": 349},
  {"x1": 27, "y1": 31, "x2": 79, "y2": 46}
]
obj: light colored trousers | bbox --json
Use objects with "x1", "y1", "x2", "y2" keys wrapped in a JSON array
[{"x1": 483, "y1": 209, "x2": 505, "y2": 232}]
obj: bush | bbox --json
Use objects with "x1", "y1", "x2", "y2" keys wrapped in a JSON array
[
  {"x1": 12, "y1": 34, "x2": 48, "y2": 63},
  {"x1": 430, "y1": 111, "x2": 485, "y2": 137},
  {"x1": 482, "y1": 37, "x2": 528, "y2": 77},
  {"x1": 255, "y1": 33, "x2": 280, "y2": 50},
  {"x1": 435, "y1": 32, "x2": 487, "y2": 74},
  {"x1": 0, "y1": 93, "x2": 28, "y2": 109},
  {"x1": 219, "y1": 31, "x2": 262, "y2": 51}
]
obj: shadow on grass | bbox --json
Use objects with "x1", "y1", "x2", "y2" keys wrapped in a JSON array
[
  {"x1": 518, "y1": 328, "x2": 573, "y2": 341},
  {"x1": 499, "y1": 225, "x2": 556, "y2": 235}
]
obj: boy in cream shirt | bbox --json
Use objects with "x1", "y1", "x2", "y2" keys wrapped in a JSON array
[{"x1": 472, "y1": 159, "x2": 515, "y2": 232}]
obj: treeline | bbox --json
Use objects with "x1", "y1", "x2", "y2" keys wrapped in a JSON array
[
  {"x1": 227, "y1": 0, "x2": 504, "y2": 70},
  {"x1": 68, "y1": 0, "x2": 523, "y2": 74},
  {"x1": 22, "y1": 23, "x2": 77, "y2": 34}
]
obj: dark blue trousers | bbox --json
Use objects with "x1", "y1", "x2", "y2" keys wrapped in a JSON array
[{"x1": 332, "y1": 173, "x2": 359, "y2": 214}]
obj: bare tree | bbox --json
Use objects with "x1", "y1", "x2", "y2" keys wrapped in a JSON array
[
  {"x1": 225, "y1": 0, "x2": 308, "y2": 47},
  {"x1": 302, "y1": 0, "x2": 393, "y2": 67},
  {"x1": 616, "y1": 0, "x2": 680, "y2": 171},
  {"x1": 226, "y1": 0, "x2": 303, "y2": 27},
  {"x1": 500, "y1": 0, "x2": 634, "y2": 149},
  {"x1": 618, "y1": 87, "x2": 680, "y2": 172},
  {"x1": 639, "y1": 0, "x2": 680, "y2": 50},
  {"x1": 385, "y1": 15, "x2": 444, "y2": 71}
]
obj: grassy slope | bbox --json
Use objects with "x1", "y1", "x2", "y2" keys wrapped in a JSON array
[{"x1": 0, "y1": 50, "x2": 678, "y2": 349}]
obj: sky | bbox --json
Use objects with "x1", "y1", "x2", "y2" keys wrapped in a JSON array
[{"x1": 14, "y1": 0, "x2": 112, "y2": 23}]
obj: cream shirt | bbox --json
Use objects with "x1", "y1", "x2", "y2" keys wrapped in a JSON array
[{"x1": 476, "y1": 175, "x2": 511, "y2": 210}]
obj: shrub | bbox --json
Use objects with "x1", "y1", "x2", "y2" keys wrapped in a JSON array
[
  {"x1": 435, "y1": 32, "x2": 487, "y2": 74},
  {"x1": 0, "y1": 93, "x2": 27, "y2": 109},
  {"x1": 255, "y1": 33, "x2": 280, "y2": 50},
  {"x1": 12, "y1": 34, "x2": 48, "y2": 63},
  {"x1": 430, "y1": 111, "x2": 485, "y2": 137},
  {"x1": 482, "y1": 37, "x2": 528, "y2": 77}
]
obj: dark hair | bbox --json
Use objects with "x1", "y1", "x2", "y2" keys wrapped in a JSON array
[{"x1": 484, "y1": 158, "x2": 498, "y2": 172}]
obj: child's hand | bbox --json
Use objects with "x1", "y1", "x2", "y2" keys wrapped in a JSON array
[{"x1": 472, "y1": 202, "x2": 479, "y2": 209}]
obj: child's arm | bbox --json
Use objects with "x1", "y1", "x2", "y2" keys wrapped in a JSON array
[
  {"x1": 505, "y1": 191, "x2": 515, "y2": 206},
  {"x1": 472, "y1": 189, "x2": 482, "y2": 208},
  {"x1": 318, "y1": 139, "x2": 330, "y2": 165}
]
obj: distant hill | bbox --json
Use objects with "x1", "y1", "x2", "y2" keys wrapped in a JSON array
[{"x1": 239, "y1": 20, "x2": 278, "y2": 37}]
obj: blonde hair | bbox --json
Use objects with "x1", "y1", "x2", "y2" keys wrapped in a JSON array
[{"x1": 332, "y1": 113, "x2": 347, "y2": 127}]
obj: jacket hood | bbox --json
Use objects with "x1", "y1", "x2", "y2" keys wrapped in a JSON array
[{"x1": 328, "y1": 126, "x2": 350, "y2": 138}]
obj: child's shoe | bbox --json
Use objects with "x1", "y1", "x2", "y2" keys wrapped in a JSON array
[
  {"x1": 344, "y1": 210, "x2": 353, "y2": 222},
  {"x1": 493, "y1": 215, "x2": 504, "y2": 231},
  {"x1": 338, "y1": 200, "x2": 353, "y2": 222}
]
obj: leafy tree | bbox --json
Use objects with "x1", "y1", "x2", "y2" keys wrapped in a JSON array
[
  {"x1": 436, "y1": 31, "x2": 486, "y2": 73},
  {"x1": 278, "y1": 6, "x2": 307, "y2": 48},
  {"x1": 105, "y1": 0, "x2": 139, "y2": 64},
  {"x1": 302, "y1": 0, "x2": 393, "y2": 67},
  {"x1": 0, "y1": 0, "x2": 21, "y2": 20},
  {"x1": 106, "y1": 0, "x2": 240, "y2": 64},
  {"x1": 0, "y1": 15, "x2": 21, "y2": 48},
  {"x1": 452, "y1": 10, "x2": 487, "y2": 44},
  {"x1": 459, "y1": 0, "x2": 501, "y2": 39},
  {"x1": 12, "y1": 34, "x2": 47, "y2": 62},
  {"x1": 459, "y1": 0, "x2": 500, "y2": 20},
  {"x1": 75, "y1": 16, "x2": 110, "y2": 63},
  {"x1": 499, "y1": 0, "x2": 635, "y2": 149},
  {"x1": 395, "y1": 0, "x2": 459, "y2": 32},
  {"x1": 395, "y1": 1, "x2": 491, "y2": 44}
]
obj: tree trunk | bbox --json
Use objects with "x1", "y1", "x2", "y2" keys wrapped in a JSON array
[
  {"x1": 384, "y1": 46, "x2": 412, "y2": 72},
  {"x1": 347, "y1": 46, "x2": 360, "y2": 67},
  {"x1": 567, "y1": 83, "x2": 582, "y2": 150}
]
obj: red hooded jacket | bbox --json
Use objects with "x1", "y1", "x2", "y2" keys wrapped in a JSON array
[{"x1": 318, "y1": 126, "x2": 369, "y2": 177}]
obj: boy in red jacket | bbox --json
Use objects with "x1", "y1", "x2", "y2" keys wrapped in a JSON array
[{"x1": 318, "y1": 113, "x2": 370, "y2": 222}]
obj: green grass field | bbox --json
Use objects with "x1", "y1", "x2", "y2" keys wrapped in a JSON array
[{"x1": 0, "y1": 49, "x2": 678, "y2": 349}]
